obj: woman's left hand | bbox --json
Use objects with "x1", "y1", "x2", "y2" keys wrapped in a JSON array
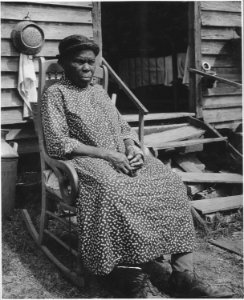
[
  {"x1": 127, "y1": 146, "x2": 144, "y2": 170},
  {"x1": 129, "y1": 153, "x2": 144, "y2": 170}
]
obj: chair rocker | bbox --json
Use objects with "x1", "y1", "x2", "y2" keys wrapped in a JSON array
[{"x1": 22, "y1": 57, "x2": 110, "y2": 288}]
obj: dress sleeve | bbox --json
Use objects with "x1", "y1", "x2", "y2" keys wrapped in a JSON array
[{"x1": 41, "y1": 86, "x2": 80, "y2": 159}]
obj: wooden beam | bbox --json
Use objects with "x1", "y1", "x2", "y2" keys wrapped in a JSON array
[
  {"x1": 191, "y1": 195, "x2": 243, "y2": 214},
  {"x1": 178, "y1": 172, "x2": 243, "y2": 184}
]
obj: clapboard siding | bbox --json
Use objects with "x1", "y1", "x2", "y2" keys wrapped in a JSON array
[
  {"x1": 201, "y1": 11, "x2": 241, "y2": 27},
  {"x1": 1, "y1": 1, "x2": 94, "y2": 127},
  {"x1": 201, "y1": 28, "x2": 240, "y2": 40},
  {"x1": 199, "y1": 1, "x2": 242, "y2": 129},
  {"x1": 201, "y1": 1, "x2": 241, "y2": 12},
  {"x1": 1, "y1": 2, "x2": 93, "y2": 23},
  {"x1": 202, "y1": 95, "x2": 242, "y2": 109},
  {"x1": 201, "y1": 55, "x2": 239, "y2": 68},
  {"x1": 202, "y1": 107, "x2": 242, "y2": 123},
  {"x1": 1, "y1": 21, "x2": 94, "y2": 40}
]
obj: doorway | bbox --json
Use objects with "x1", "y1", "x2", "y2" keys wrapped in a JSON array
[{"x1": 101, "y1": 2, "x2": 190, "y2": 114}]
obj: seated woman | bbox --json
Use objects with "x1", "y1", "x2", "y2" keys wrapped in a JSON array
[{"x1": 41, "y1": 35, "x2": 230, "y2": 298}]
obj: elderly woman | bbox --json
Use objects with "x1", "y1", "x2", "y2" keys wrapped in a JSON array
[{"x1": 41, "y1": 35, "x2": 229, "y2": 298}]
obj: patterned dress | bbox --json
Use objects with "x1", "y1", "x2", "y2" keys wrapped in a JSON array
[{"x1": 41, "y1": 78, "x2": 195, "y2": 276}]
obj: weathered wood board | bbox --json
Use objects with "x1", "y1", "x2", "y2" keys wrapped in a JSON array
[
  {"x1": 178, "y1": 172, "x2": 243, "y2": 184},
  {"x1": 209, "y1": 239, "x2": 243, "y2": 257},
  {"x1": 144, "y1": 125, "x2": 205, "y2": 148},
  {"x1": 191, "y1": 195, "x2": 243, "y2": 214}
]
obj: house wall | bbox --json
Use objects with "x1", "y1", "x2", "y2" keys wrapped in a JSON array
[
  {"x1": 1, "y1": 1, "x2": 100, "y2": 153},
  {"x1": 199, "y1": 1, "x2": 242, "y2": 130}
]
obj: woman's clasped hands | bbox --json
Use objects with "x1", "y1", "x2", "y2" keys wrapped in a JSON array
[{"x1": 105, "y1": 146, "x2": 144, "y2": 176}]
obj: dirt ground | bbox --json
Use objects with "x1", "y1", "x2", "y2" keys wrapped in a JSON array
[{"x1": 2, "y1": 207, "x2": 243, "y2": 299}]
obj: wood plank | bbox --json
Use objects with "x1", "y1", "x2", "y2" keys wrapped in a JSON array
[
  {"x1": 201, "y1": 54, "x2": 240, "y2": 68},
  {"x1": 1, "y1": 21, "x2": 93, "y2": 40},
  {"x1": 209, "y1": 239, "x2": 243, "y2": 257},
  {"x1": 27, "y1": 1, "x2": 92, "y2": 8},
  {"x1": 202, "y1": 107, "x2": 242, "y2": 123},
  {"x1": 191, "y1": 195, "x2": 243, "y2": 214},
  {"x1": 202, "y1": 41, "x2": 235, "y2": 55},
  {"x1": 201, "y1": 2, "x2": 241, "y2": 12},
  {"x1": 1, "y1": 107, "x2": 26, "y2": 124},
  {"x1": 214, "y1": 120, "x2": 242, "y2": 131},
  {"x1": 150, "y1": 136, "x2": 227, "y2": 150},
  {"x1": 1, "y1": 73, "x2": 38, "y2": 89},
  {"x1": 1, "y1": 90, "x2": 23, "y2": 107},
  {"x1": 202, "y1": 95, "x2": 242, "y2": 109},
  {"x1": 174, "y1": 153, "x2": 205, "y2": 194},
  {"x1": 1, "y1": 2, "x2": 92, "y2": 23},
  {"x1": 123, "y1": 112, "x2": 195, "y2": 123},
  {"x1": 5, "y1": 128, "x2": 37, "y2": 141},
  {"x1": 144, "y1": 126, "x2": 205, "y2": 147},
  {"x1": 174, "y1": 154, "x2": 206, "y2": 172},
  {"x1": 201, "y1": 28, "x2": 240, "y2": 40},
  {"x1": 133, "y1": 123, "x2": 189, "y2": 136},
  {"x1": 178, "y1": 172, "x2": 243, "y2": 184},
  {"x1": 202, "y1": 85, "x2": 242, "y2": 96},
  {"x1": 1, "y1": 39, "x2": 58, "y2": 57},
  {"x1": 1, "y1": 57, "x2": 39, "y2": 72},
  {"x1": 201, "y1": 11, "x2": 241, "y2": 27}
]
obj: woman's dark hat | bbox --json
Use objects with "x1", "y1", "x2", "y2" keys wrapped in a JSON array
[{"x1": 57, "y1": 35, "x2": 100, "y2": 58}]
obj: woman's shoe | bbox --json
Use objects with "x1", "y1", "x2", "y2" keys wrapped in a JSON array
[
  {"x1": 141, "y1": 260, "x2": 172, "y2": 293},
  {"x1": 105, "y1": 267, "x2": 163, "y2": 298},
  {"x1": 168, "y1": 270, "x2": 233, "y2": 298}
]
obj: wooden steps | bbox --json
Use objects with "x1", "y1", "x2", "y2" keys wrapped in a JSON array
[
  {"x1": 123, "y1": 112, "x2": 195, "y2": 123},
  {"x1": 144, "y1": 125, "x2": 205, "y2": 148},
  {"x1": 191, "y1": 195, "x2": 243, "y2": 214},
  {"x1": 178, "y1": 172, "x2": 243, "y2": 184},
  {"x1": 145, "y1": 136, "x2": 227, "y2": 150},
  {"x1": 133, "y1": 123, "x2": 189, "y2": 135}
]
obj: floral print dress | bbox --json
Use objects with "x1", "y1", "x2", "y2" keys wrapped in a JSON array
[{"x1": 41, "y1": 78, "x2": 195, "y2": 276}]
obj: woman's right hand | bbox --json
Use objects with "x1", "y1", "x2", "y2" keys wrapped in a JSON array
[{"x1": 105, "y1": 150, "x2": 132, "y2": 174}]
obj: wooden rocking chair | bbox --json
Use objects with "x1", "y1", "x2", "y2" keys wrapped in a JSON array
[{"x1": 22, "y1": 57, "x2": 111, "y2": 287}]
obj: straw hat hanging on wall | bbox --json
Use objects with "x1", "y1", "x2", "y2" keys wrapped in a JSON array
[{"x1": 11, "y1": 15, "x2": 45, "y2": 55}]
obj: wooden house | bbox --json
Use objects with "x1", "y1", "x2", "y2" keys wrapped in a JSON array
[{"x1": 1, "y1": 1, "x2": 242, "y2": 168}]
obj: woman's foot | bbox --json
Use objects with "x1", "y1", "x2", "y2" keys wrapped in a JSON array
[
  {"x1": 168, "y1": 270, "x2": 233, "y2": 298},
  {"x1": 105, "y1": 266, "x2": 163, "y2": 298},
  {"x1": 141, "y1": 259, "x2": 172, "y2": 293}
]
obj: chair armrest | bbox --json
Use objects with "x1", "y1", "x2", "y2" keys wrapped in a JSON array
[{"x1": 43, "y1": 152, "x2": 78, "y2": 206}]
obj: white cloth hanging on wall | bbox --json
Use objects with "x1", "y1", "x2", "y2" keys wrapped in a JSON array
[{"x1": 18, "y1": 53, "x2": 37, "y2": 118}]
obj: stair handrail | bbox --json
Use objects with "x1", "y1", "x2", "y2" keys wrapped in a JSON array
[
  {"x1": 102, "y1": 57, "x2": 149, "y2": 149},
  {"x1": 189, "y1": 68, "x2": 242, "y2": 88}
]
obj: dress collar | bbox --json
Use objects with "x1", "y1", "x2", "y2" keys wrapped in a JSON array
[{"x1": 61, "y1": 77, "x2": 93, "y2": 91}]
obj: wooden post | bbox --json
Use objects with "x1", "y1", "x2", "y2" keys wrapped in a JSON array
[
  {"x1": 92, "y1": 2, "x2": 102, "y2": 65},
  {"x1": 138, "y1": 111, "x2": 145, "y2": 150},
  {"x1": 188, "y1": 2, "x2": 202, "y2": 117}
]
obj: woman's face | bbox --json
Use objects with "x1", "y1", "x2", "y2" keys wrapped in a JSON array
[{"x1": 62, "y1": 49, "x2": 96, "y2": 88}]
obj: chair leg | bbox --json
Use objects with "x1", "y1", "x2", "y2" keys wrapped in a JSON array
[{"x1": 38, "y1": 186, "x2": 49, "y2": 245}]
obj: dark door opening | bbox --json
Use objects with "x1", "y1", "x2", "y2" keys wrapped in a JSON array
[{"x1": 101, "y1": 2, "x2": 189, "y2": 114}]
